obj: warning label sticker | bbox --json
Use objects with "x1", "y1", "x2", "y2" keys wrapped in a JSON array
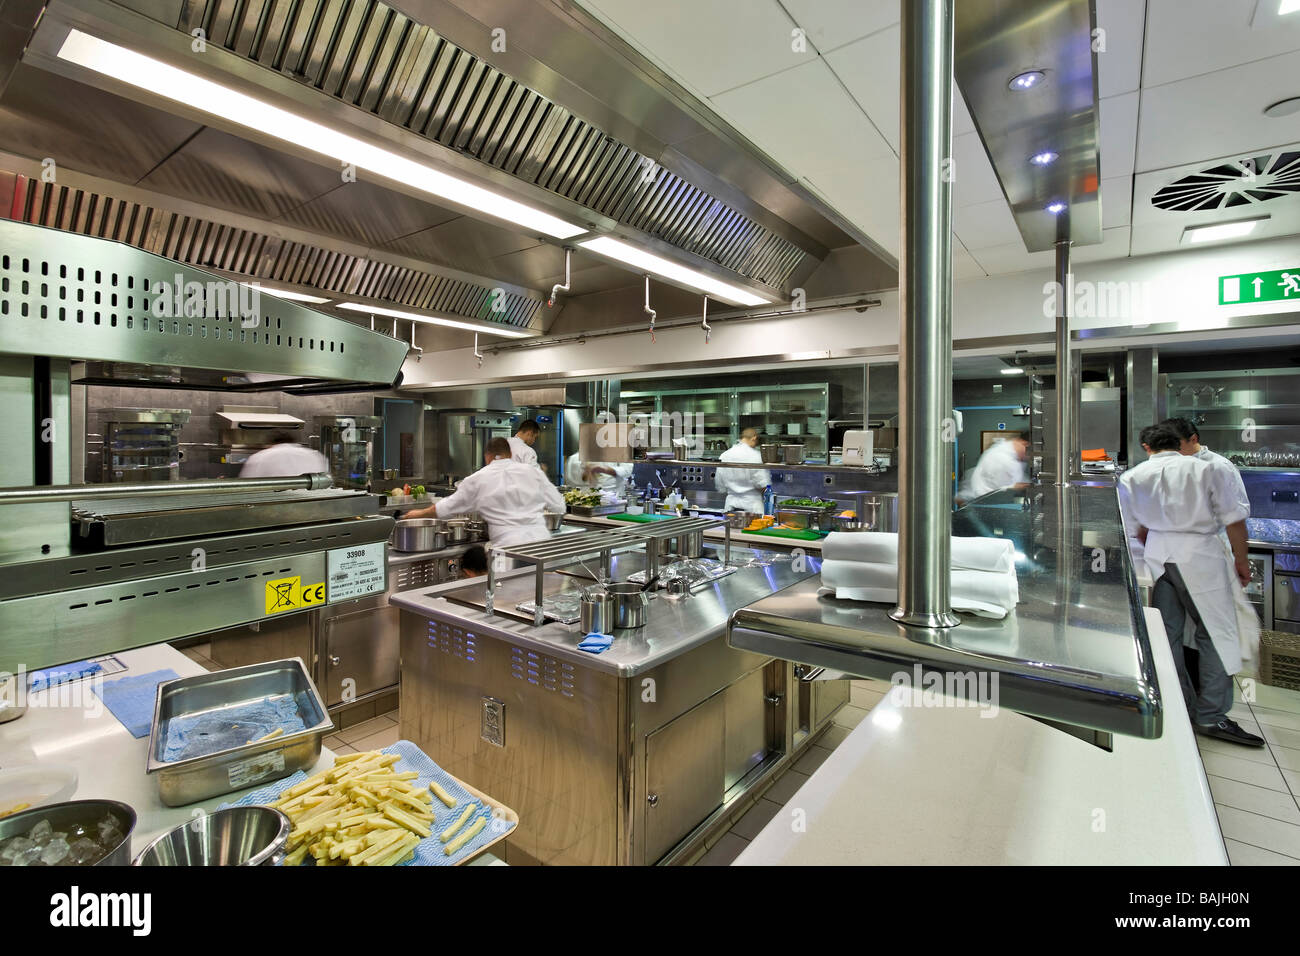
[{"x1": 264, "y1": 575, "x2": 326, "y2": 615}]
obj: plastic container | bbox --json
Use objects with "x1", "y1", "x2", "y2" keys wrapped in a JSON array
[{"x1": 0, "y1": 764, "x2": 78, "y2": 818}]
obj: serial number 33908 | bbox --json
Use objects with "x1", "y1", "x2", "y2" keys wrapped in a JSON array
[{"x1": 346, "y1": 549, "x2": 368, "y2": 558}]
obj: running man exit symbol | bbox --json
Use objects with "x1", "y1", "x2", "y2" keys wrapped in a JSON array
[{"x1": 1219, "y1": 267, "x2": 1300, "y2": 304}]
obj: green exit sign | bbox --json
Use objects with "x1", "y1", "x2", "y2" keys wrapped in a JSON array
[{"x1": 1219, "y1": 268, "x2": 1300, "y2": 304}]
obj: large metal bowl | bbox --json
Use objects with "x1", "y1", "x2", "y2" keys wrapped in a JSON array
[
  {"x1": 391, "y1": 518, "x2": 447, "y2": 552},
  {"x1": 0, "y1": 799, "x2": 136, "y2": 866},
  {"x1": 132, "y1": 806, "x2": 290, "y2": 866},
  {"x1": 759, "y1": 443, "x2": 782, "y2": 463}
]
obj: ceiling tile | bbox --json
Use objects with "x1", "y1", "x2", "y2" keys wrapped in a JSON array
[
  {"x1": 781, "y1": 0, "x2": 900, "y2": 54},
  {"x1": 1094, "y1": 0, "x2": 1147, "y2": 98},
  {"x1": 1143, "y1": 0, "x2": 1300, "y2": 88},
  {"x1": 969, "y1": 226, "x2": 1130, "y2": 276},
  {"x1": 826, "y1": 23, "x2": 976, "y2": 153},
  {"x1": 953, "y1": 242, "x2": 987, "y2": 280},
  {"x1": 1135, "y1": 50, "x2": 1300, "y2": 173},
  {"x1": 1101, "y1": 175, "x2": 1134, "y2": 229},
  {"x1": 1099, "y1": 91, "x2": 1140, "y2": 179},
  {"x1": 577, "y1": 0, "x2": 815, "y2": 97},
  {"x1": 954, "y1": 198, "x2": 1023, "y2": 251},
  {"x1": 799, "y1": 153, "x2": 900, "y2": 256}
]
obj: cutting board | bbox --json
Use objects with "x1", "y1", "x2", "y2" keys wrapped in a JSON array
[
  {"x1": 743, "y1": 527, "x2": 826, "y2": 541},
  {"x1": 606, "y1": 512, "x2": 676, "y2": 522}
]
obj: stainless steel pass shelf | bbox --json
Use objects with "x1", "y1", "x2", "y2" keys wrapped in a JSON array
[
  {"x1": 729, "y1": 485, "x2": 1163, "y2": 739},
  {"x1": 646, "y1": 458, "x2": 885, "y2": 476}
]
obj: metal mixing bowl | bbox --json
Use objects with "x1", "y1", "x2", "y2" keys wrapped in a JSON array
[
  {"x1": 0, "y1": 799, "x2": 136, "y2": 866},
  {"x1": 132, "y1": 806, "x2": 290, "y2": 866},
  {"x1": 542, "y1": 511, "x2": 564, "y2": 531}
]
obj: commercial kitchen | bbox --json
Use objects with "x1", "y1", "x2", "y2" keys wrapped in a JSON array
[{"x1": 0, "y1": 0, "x2": 1299, "y2": 876}]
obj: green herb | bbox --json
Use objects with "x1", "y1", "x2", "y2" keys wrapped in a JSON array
[{"x1": 778, "y1": 497, "x2": 836, "y2": 508}]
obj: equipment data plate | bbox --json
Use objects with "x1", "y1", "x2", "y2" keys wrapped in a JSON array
[{"x1": 327, "y1": 543, "x2": 386, "y2": 602}]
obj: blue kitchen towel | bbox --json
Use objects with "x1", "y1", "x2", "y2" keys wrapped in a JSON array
[
  {"x1": 220, "y1": 739, "x2": 514, "y2": 866},
  {"x1": 29, "y1": 659, "x2": 103, "y2": 692},
  {"x1": 577, "y1": 632, "x2": 613, "y2": 653},
  {"x1": 93, "y1": 669, "x2": 179, "y2": 738}
]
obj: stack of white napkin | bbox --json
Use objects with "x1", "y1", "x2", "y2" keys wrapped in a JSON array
[{"x1": 819, "y1": 532, "x2": 1019, "y2": 619}]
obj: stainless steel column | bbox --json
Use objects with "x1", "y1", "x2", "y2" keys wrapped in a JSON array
[
  {"x1": 1054, "y1": 240, "x2": 1074, "y2": 485},
  {"x1": 891, "y1": 0, "x2": 958, "y2": 629}
]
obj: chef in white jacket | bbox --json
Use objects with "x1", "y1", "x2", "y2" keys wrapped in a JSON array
[
  {"x1": 564, "y1": 450, "x2": 632, "y2": 497},
  {"x1": 507, "y1": 420, "x2": 540, "y2": 466},
  {"x1": 715, "y1": 428, "x2": 770, "y2": 513},
  {"x1": 957, "y1": 436, "x2": 1029, "y2": 503},
  {"x1": 1119, "y1": 422, "x2": 1262, "y2": 747},
  {"x1": 240, "y1": 430, "x2": 329, "y2": 477},
  {"x1": 405, "y1": 437, "x2": 564, "y2": 555},
  {"x1": 1164, "y1": 417, "x2": 1259, "y2": 668}
]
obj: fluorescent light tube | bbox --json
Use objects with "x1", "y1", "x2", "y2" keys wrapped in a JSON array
[
  {"x1": 245, "y1": 284, "x2": 331, "y2": 304},
  {"x1": 1181, "y1": 217, "x2": 1267, "y2": 244},
  {"x1": 1281, "y1": 0, "x2": 1300, "y2": 16},
  {"x1": 336, "y1": 302, "x2": 535, "y2": 338},
  {"x1": 578, "y1": 236, "x2": 771, "y2": 307},
  {"x1": 1000, "y1": 368, "x2": 1025, "y2": 375},
  {"x1": 56, "y1": 30, "x2": 585, "y2": 240}
]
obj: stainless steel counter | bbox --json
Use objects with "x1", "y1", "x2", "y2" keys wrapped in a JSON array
[
  {"x1": 730, "y1": 484, "x2": 1163, "y2": 738},
  {"x1": 390, "y1": 547, "x2": 819, "y2": 677}
]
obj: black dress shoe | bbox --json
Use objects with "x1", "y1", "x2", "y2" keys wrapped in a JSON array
[{"x1": 1196, "y1": 718, "x2": 1266, "y2": 747}]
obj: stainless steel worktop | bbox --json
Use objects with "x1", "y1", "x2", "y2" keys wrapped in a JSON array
[
  {"x1": 729, "y1": 484, "x2": 1163, "y2": 738},
  {"x1": 390, "y1": 547, "x2": 820, "y2": 677}
]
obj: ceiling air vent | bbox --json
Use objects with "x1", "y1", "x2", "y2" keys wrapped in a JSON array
[{"x1": 1151, "y1": 151, "x2": 1300, "y2": 212}]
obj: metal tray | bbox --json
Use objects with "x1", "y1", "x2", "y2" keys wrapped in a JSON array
[
  {"x1": 146, "y1": 658, "x2": 333, "y2": 807},
  {"x1": 568, "y1": 502, "x2": 627, "y2": 516}
]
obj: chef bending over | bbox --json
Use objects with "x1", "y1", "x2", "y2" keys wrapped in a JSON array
[{"x1": 715, "y1": 428, "x2": 771, "y2": 513}]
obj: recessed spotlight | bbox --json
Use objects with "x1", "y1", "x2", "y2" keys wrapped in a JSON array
[
  {"x1": 1029, "y1": 151, "x2": 1059, "y2": 166},
  {"x1": 1009, "y1": 70, "x2": 1045, "y2": 91},
  {"x1": 1046, "y1": 201, "x2": 1067, "y2": 215},
  {"x1": 1264, "y1": 95, "x2": 1300, "y2": 117},
  {"x1": 1181, "y1": 216, "x2": 1269, "y2": 244}
]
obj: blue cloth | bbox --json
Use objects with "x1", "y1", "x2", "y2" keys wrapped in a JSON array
[
  {"x1": 220, "y1": 739, "x2": 514, "y2": 866},
  {"x1": 577, "y1": 632, "x2": 613, "y2": 653},
  {"x1": 93, "y1": 669, "x2": 179, "y2": 738},
  {"x1": 29, "y1": 659, "x2": 103, "y2": 692},
  {"x1": 162, "y1": 693, "x2": 307, "y2": 762}
]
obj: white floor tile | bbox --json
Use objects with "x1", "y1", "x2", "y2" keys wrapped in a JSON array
[
  {"x1": 1199, "y1": 750, "x2": 1291, "y2": 792},
  {"x1": 764, "y1": 769, "x2": 811, "y2": 806},
  {"x1": 338, "y1": 716, "x2": 398, "y2": 745},
  {"x1": 730, "y1": 798, "x2": 783, "y2": 841},
  {"x1": 352, "y1": 725, "x2": 401, "y2": 752},
  {"x1": 697, "y1": 832, "x2": 749, "y2": 866},
  {"x1": 817, "y1": 723, "x2": 852, "y2": 749},
  {"x1": 1283, "y1": 769, "x2": 1300, "y2": 797},
  {"x1": 1270, "y1": 745, "x2": 1300, "y2": 774},
  {"x1": 1197, "y1": 734, "x2": 1276, "y2": 766},
  {"x1": 323, "y1": 734, "x2": 347, "y2": 751},
  {"x1": 832, "y1": 703, "x2": 869, "y2": 729},
  {"x1": 378, "y1": 710, "x2": 399, "y2": 725},
  {"x1": 793, "y1": 744, "x2": 834, "y2": 776},
  {"x1": 1214, "y1": 805, "x2": 1300, "y2": 859},
  {"x1": 1247, "y1": 682, "x2": 1300, "y2": 713},
  {"x1": 333, "y1": 744, "x2": 358, "y2": 755},
  {"x1": 1248, "y1": 705, "x2": 1300, "y2": 732},
  {"x1": 1207, "y1": 775, "x2": 1300, "y2": 825},
  {"x1": 1224, "y1": 838, "x2": 1300, "y2": 866},
  {"x1": 1259, "y1": 722, "x2": 1300, "y2": 752}
]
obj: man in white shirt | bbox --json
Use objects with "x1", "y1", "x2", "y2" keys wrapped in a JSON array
[
  {"x1": 240, "y1": 430, "x2": 329, "y2": 478},
  {"x1": 405, "y1": 437, "x2": 564, "y2": 554},
  {"x1": 564, "y1": 451, "x2": 633, "y2": 497},
  {"x1": 1119, "y1": 423, "x2": 1262, "y2": 747},
  {"x1": 958, "y1": 436, "x2": 1028, "y2": 503},
  {"x1": 507, "y1": 420, "x2": 540, "y2": 466},
  {"x1": 715, "y1": 428, "x2": 771, "y2": 513}
]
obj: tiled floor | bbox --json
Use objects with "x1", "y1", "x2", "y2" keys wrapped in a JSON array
[{"x1": 693, "y1": 676, "x2": 1300, "y2": 866}]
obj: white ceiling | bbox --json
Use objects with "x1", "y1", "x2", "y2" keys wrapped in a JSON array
[{"x1": 577, "y1": 0, "x2": 1300, "y2": 278}]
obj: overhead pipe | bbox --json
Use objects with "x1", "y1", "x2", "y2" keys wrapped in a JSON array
[
  {"x1": 548, "y1": 248, "x2": 572, "y2": 308},
  {"x1": 644, "y1": 276, "x2": 656, "y2": 343},
  {"x1": 473, "y1": 333, "x2": 483, "y2": 369},
  {"x1": 408, "y1": 320, "x2": 423, "y2": 361},
  {"x1": 701, "y1": 295, "x2": 711, "y2": 344},
  {"x1": 1055, "y1": 239, "x2": 1074, "y2": 484},
  {"x1": 890, "y1": 0, "x2": 958, "y2": 629}
]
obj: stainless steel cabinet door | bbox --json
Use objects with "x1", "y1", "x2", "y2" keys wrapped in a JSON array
[
  {"x1": 723, "y1": 668, "x2": 770, "y2": 791},
  {"x1": 645, "y1": 693, "x2": 725, "y2": 864},
  {"x1": 1274, "y1": 573, "x2": 1300, "y2": 627},
  {"x1": 323, "y1": 605, "x2": 400, "y2": 706},
  {"x1": 812, "y1": 679, "x2": 851, "y2": 729}
]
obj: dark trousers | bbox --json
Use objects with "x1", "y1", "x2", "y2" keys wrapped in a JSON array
[{"x1": 1151, "y1": 563, "x2": 1234, "y2": 726}]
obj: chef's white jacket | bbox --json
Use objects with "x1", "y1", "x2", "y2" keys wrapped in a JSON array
[
  {"x1": 960, "y1": 439, "x2": 1026, "y2": 500},
  {"x1": 436, "y1": 458, "x2": 565, "y2": 551},
  {"x1": 239, "y1": 442, "x2": 329, "y2": 478},
  {"x1": 507, "y1": 435, "x2": 538, "y2": 466},
  {"x1": 1191, "y1": 446, "x2": 1257, "y2": 661},
  {"x1": 715, "y1": 442, "x2": 770, "y2": 512},
  {"x1": 563, "y1": 454, "x2": 631, "y2": 496},
  {"x1": 1119, "y1": 450, "x2": 1251, "y2": 673}
]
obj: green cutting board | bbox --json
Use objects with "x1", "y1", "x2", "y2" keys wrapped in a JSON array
[
  {"x1": 606, "y1": 512, "x2": 676, "y2": 522},
  {"x1": 743, "y1": 527, "x2": 826, "y2": 541}
]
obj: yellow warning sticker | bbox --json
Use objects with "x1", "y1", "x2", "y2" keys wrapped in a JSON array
[{"x1": 265, "y1": 576, "x2": 327, "y2": 615}]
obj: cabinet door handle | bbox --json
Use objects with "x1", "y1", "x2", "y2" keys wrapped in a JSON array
[
  {"x1": 647, "y1": 793, "x2": 659, "y2": 808},
  {"x1": 329, "y1": 655, "x2": 341, "y2": 667},
  {"x1": 765, "y1": 693, "x2": 784, "y2": 704}
]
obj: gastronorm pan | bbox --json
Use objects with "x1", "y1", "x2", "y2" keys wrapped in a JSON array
[{"x1": 146, "y1": 658, "x2": 332, "y2": 807}]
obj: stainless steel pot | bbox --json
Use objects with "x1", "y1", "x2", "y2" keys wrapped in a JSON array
[
  {"x1": 542, "y1": 511, "x2": 564, "y2": 531},
  {"x1": 391, "y1": 518, "x2": 447, "y2": 552},
  {"x1": 782, "y1": 443, "x2": 805, "y2": 464},
  {"x1": 726, "y1": 510, "x2": 759, "y2": 530},
  {"x1": 445, "y1": 519, "x2": 469, "y2": 544},
  {"x1": 606, "y1": 582, "x2": 649, "y2": 629},
  {"x1": 132, "y1": 806, "x2": 290, "y2": 866},
  {"x1": 760, "y1": 443, "x2": 782, "y2": 463},
  {"x1": 580, "y1": 591, "x2": 615, "y2": 634},
  {"x1": 0, "y1": 799, "x2": 136, "y2": 866},
  {"x1": 466, "y1": 518, "x2": 488, "y2": 542}
]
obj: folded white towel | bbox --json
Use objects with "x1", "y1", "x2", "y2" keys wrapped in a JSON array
[
  {"x1": 821, "y1": 531, "x2": 1016, "y2": 574},
  {"x1": 819, "y1": 559, "x2": 1019, "y2": 620}
]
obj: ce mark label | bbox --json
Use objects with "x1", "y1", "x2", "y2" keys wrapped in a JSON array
[{"x1": 265, "y1": 576, "x2": 327, "y2": 615}]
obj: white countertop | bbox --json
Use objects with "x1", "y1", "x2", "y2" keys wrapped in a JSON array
[
  {"x1": 0, "y1": 643, "x2": 501, "y2": 864},
  {"x1": 734, "y1": 606, "x2": 1227, "y2": 865}
]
